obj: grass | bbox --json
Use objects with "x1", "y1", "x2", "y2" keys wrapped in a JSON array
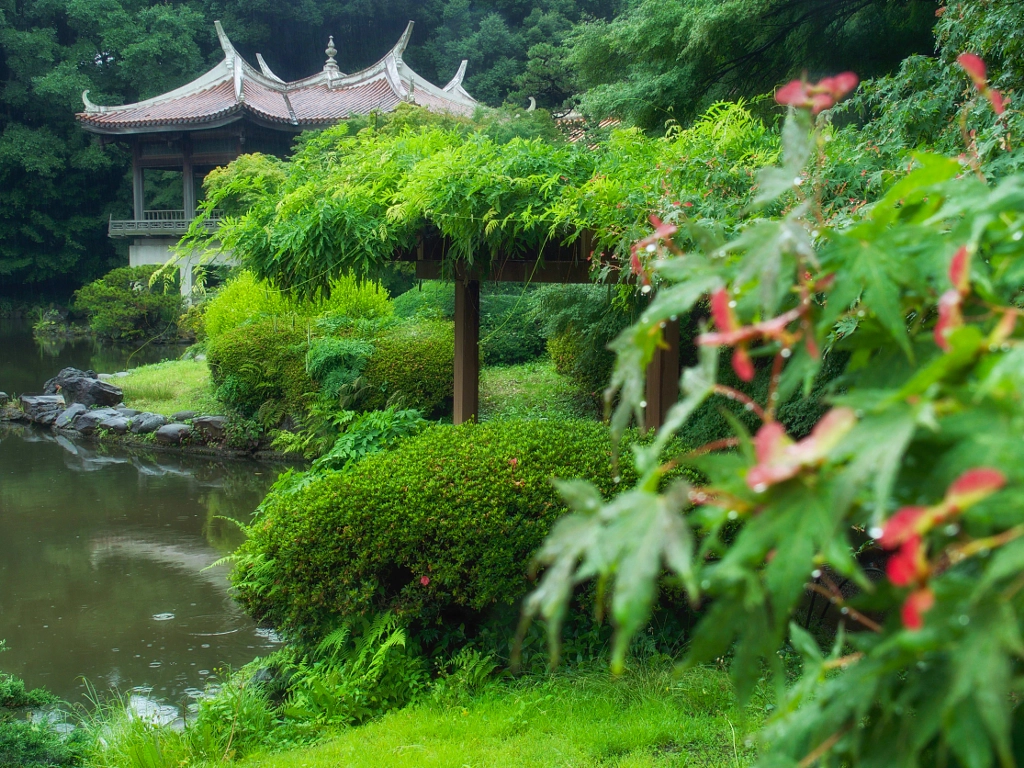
[
  {"x1": 480, "y1": 359, "x2": 599, "y2": 422},
  {"x1": 234, "y1": 666, "x2": 759, "y2": 768},
  {"x1": 118, "y1": 359, "x2": 220, "y2": 417}
]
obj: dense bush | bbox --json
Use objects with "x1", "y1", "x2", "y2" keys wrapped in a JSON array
[
  {"x1": 394, "y1": 282, "x2": 545, "y2": 366},
  {"x1": 206, "y1": 320, "x2": 312, "y2": 421},
  {"x1": 533, "y1": 284, "x2": 638, "y2": 397},
  {"x1": 232, "y1": 419, "x2": 645, "y2": 638},
  {"x1": 360, "y1": 319, "x2": 454, "y2": 415},
  {"x1": 204, "y1": 270, "x2": 392, "y2": 341},
  {"x1": 72, "y1": 265, "x2": 182, "y2": 342},
  {"x1": 0, "y1": 669, "x2": 82, "y2": 768}
]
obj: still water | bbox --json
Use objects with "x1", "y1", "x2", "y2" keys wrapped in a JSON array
[{"x1": 0, "y1": 321, "x2": 280, "y2": 709}]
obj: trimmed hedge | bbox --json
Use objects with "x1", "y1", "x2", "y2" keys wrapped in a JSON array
[
  {"x1": 361, "y1": 319, "x2": 454, "y2": 414},
  {"x1": 206, "y1": 319, "x2": 312, "y2": 419},
  {"x1": 232, "y1": 419, "x2": 643, "y2": 638}
]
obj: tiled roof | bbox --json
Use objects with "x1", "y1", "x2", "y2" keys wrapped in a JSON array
[{"x1": 77, "y1": 21, "x2": 478, "y2": 134}]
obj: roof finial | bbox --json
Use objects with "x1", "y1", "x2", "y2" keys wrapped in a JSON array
[{"x1": 325, "y1": 36, "x2": 339, "y2": 72}]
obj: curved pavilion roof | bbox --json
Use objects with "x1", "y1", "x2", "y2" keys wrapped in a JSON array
[{"x1": 77, "y1": 21, "x2": 479, "y2": 135}]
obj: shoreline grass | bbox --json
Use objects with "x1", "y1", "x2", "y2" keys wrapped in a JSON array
[{"x1": 118, "y1": 359, "x2": 219, "y2": 417}]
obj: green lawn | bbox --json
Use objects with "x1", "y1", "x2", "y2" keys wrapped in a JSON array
[
  {"x1": 118, "y1": 359, "x2": 220, "y2": 416},
  {"x1": 235, "y1": 666, "x2": 758, "y2": 768},
  {"x1": 480, "y1": 360, "x2": 599, "y2": 422}
]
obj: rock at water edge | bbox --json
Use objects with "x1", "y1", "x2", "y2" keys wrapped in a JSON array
[
  {"x1": 43, "y1": 368, "x2": 96, "y2": 394},
  {"x1": 171, "y1": 411, "x2": 197, "y2": 422},
  {"x1": 59, "y1": 377, "x2": 123, "y2": 408},
  {"x1": 155, "y1": 424, "x2": 191, "y2": 445},
  {"x1": 19, "y1": 395, "x2": 65, "y2": 425},
  {"x1": 55, "y1": 403, "x2": 88, "y2": 429},
  {"x1": 192, "y1": 416, "x2": 228, "y2": 442},
  {"x1": 130, "y1": 413, "x2": 168, "y2": 435},
  {"x1": 99, "y1": 417, "x2": 130, "y2": 435},
  {"x1": 75, "y1": 409, "x2": 122, "y2": 435}
]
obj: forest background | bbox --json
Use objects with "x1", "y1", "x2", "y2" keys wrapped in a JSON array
[{"x1": 0, "y1": 0, "x2": 939, "y2": 293}]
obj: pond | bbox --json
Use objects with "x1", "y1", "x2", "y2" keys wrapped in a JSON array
[{"x1": 0, "y1": 321, "x2": 280, "y2": 712}]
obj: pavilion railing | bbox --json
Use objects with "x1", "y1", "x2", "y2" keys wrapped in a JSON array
[{"x1": 108, "y1": 210, "x2": 223, "y2": 237}]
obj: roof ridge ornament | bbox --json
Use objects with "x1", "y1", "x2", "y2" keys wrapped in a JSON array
[
  {"x1": 324, "y1": 35, "x2": 340, "y2": 88},
  {"x1": 234, "y1": 56, "x2": 245, "y2": 102},
  {"x1": 443, "y1": 60, "x2": 468, "y2": 92},
  {"x1": 394, "y1": 21, "x2": 414, "y2": 61},
  {"x1": 214, "y1": 20, "x2": 237, "y2": 60},
  {"x1": 81, "y1": 90, "x2": 104, "y2": 114},
  {"x1": 256, "y1": 53, "x2": 285, "y2": 83}
]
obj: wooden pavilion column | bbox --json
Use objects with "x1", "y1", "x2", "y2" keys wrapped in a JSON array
[
  {"x1": 182, "y1": 137, "x2": 196, "y2": 219},
  {"x1": 131, "y1": 143, "x2": 145, "y2": 220},
  {"x1": 645, "y1": 319, "x2": 680, "y2": 430},
  {"x1": 453, "y1": 278, "x2": 480, "y2": 425}
]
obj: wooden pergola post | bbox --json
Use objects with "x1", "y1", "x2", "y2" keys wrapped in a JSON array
[
  {"x1": 182, "y1": 137, "x2": 196, "y2": 219},
  {"x1": 453, "y1": 278, "x2": 480, "y2": 424},
  {"x1": 645, "y1": 319, "x2": 680, "y2": 430}
]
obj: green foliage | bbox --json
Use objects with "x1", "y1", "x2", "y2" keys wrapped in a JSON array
[
  {"x1": 312, "y1": 407, "x2": 427, "y2": 472},
  {"x1": 272, "y1": 612, "x2": 428, "y2": 726},
  {"x1": 529, "y1": 72, "x2": 1024, "y2": 764},
  {"x1": 189, "y1": 101, "x2": 781, "y2": 296},
  {"x1": 0, "y1": 659, "x2": 81, "y2": 768},
  {"x1": 231, "y1": 419, "x2": 647, "y2": 638},
  {"x1": 72, "y1": 266, "x2": 182, "y2": 341},
  {"x1": 206, "y1": 319, "x2": 312, "y2": 421},
  {"x1": 203, "y1": 270, "x2": 391, "y2": 342},
  {"x1": 361, "y1": 319, "x2": 455, "y2": 415},
  {"x1": 305, "y1": 336, "x2": 375, "y2": 401}
]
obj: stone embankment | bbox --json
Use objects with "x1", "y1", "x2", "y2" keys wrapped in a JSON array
[{"x1": 2, "y1": 367, "x2": 230, "y2": 451}]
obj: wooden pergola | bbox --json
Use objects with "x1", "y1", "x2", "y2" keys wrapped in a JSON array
[{"x1": 403, "y1": 233, "x2": 681, "y2": 429}]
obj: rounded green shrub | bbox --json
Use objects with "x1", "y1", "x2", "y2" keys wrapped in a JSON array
[
  {"x1": 206, "y1": 319, "x2": 312, "y2": 419},
  {"x1": 361, "y1": 319, "x2": 454, "y2": 414},
  {"x1": 72, "y1": 265, "x2": 182, "y2": 341},
  {"x1": 232, "y1": 419, "x2": 641, "y2": 637},
  {"x1": 205, "y1": 270, "x2": 392, "y2": 341}
]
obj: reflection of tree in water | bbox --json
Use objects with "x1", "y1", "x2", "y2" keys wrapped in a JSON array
[{"x1": 200, "y1": 491, "x2": 254, "y2": 553}]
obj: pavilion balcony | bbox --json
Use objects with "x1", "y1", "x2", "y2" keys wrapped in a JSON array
[{"x1": 108, "y1": 210, "x2": 223, "y2": 238}]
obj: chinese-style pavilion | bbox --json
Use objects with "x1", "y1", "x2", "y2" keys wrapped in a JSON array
[{"x1": 76, "y1": 20, "x2": 479, "y2": 292}]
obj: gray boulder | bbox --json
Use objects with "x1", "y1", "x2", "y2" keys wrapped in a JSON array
[
  {"x1": 155, "y1": 423, "x2": 191, "y2": 445},
  {"x1": 43, "y1": 367, "x2": 122, "y2": 408},
  {"x1": 99, "y1": 417, "x2": 130, "y2": 435},
  {"x1": 20, "y1": 395, "x2": 65, "y2": 425},
  {"x1": 54, "y1": 403, "x2": 88, "y2": 429},
  {"x1": 192, "y1": 415, "x2": 228, "y2": 442},
  {"x1": 74, "y1": 408, "x2": 121, "y2": 435},
  {"x1": 59, "y1": 377, "x2": 123, "y2": 408},
  {"x1": 171, "y1": 411, "x2": 197, "y2": 422},
  {"x1": 43, "y1": 368, "x2": 95, "y2": 394},
  {"x1": 130, "y1": 413, "x2": 167, "y2": 435},
  {"x1": 115, "y1": 407, "x2": 141, "y2": 418}
]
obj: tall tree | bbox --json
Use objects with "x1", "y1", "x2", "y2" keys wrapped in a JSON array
[{"x1": 566, "y1": 0, "x2": 938, "y2": 129}]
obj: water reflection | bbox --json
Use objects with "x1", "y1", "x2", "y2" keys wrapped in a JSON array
[
  {"x1": 0, "y1": 318, "x2": 185, "y2": 395},
  {"x1": 0, "y1": 423, "x2": 282, "y2": 706}
]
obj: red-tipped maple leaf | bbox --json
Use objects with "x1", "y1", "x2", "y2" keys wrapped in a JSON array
[{"x1": 745, "y1": 408, "x2": 857, "y2": 490}]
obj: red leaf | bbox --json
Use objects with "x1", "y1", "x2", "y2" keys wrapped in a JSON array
[
  {"x1": 989, "y1": 89, "x2": 1007, "y2": 115},
  {"x1": 732, "y1": 346, "x2": 755, "y2": 382},
  {"x1": 879, "y1": 506, "x2": 927, "y2": 549},
  {"x1": 420, "y1": 576, "x2": 431, "y2": 586},
  {"x1": 887, "y1": 537, "x2": 925, "y2": 587},
  {"x1": 710, "y1": 289, "x2": 736, "y2": 333},
  {"x1": 945, "y1": 468, "x2": 1006, "y2": 511},
  {"x1": 901, "y1": 587, "x2": 935, "y2": 630},
  {"x1": 957, "y1": 53, "x2": 988, "y2": 87},
  {"x1": 934, "y1": 290, "x2": 963, "y2": 352},
  {"x1": 949, "y1": 246, "x2": 971, "y2": 294}
]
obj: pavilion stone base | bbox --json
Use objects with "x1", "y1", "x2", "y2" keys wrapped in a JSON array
[{"x1": 129, "y1": 238, "x2": 235, "y2": 299}]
